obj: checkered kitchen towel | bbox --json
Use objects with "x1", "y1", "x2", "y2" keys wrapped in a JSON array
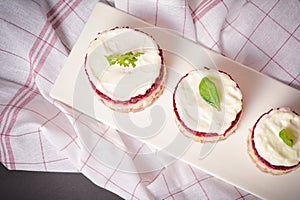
[{"x1": 1, "y1": 0, "x2": 299, "y2": 199}]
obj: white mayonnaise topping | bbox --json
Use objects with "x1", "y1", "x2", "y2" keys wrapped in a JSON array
[
  {"x1": 174, "y1": 69, "x2": 243, "y2": 134},
  {"x1": 86, "y1": 28, "x2": 161, "y2": 101},
  {"x1": 254, "y1": 108, "x2": 300, "y2": 166}
]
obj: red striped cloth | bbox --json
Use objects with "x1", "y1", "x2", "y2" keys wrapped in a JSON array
[{"x1": 1, "y1": 0, "x2": 299, "y2": 199}]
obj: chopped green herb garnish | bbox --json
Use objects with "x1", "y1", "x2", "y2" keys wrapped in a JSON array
[
  {"x1": 105, "y1": 51, "x2": 144, "y2": 68},
  {"x1": 279, "y1": 129, "x2": 294, "y2": 147},
  {"x1": 199, "y1": 77, "x2": 221, "y2": 111}
]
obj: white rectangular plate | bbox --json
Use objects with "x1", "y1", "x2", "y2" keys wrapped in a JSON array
[{"x1": 50, "y1": 3, "x2": 300, "y2": 199}]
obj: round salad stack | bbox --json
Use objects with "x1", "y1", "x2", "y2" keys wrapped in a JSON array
[
  {"x1": 173, "y1": 68, "x2": 243, "y2": 142},
  {"x1": 84, "y1": 27, "x2": 166, "y2": 112},
  {"x1": 248, "y1": 107, "x2": 300, "y2": 175}
]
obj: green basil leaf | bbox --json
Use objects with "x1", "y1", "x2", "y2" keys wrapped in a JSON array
[
  {"x1": 199, "y1": 77, "x2": 221, "y2": 111},
  {"x1": 105, "y1": 51, "x2": 144, "y2": 68},
  {"x1": 279, "y1": 129, "x2": 294, "y2": 147}
]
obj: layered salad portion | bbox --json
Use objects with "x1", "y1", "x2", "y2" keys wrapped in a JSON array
[
  {"x1": 173, "y1": 68, "x2": 243, "y2": 142},
  {"x1": 84, "y1": 27, "x2": 166, "y2": 112},
  {"x1": 248, "y1": 107, "x2": 300, "y2": 175}
]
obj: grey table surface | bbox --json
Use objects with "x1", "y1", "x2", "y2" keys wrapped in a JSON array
[{"x1": 0, "y1": 163, "x2": 123, "y2": 200}]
